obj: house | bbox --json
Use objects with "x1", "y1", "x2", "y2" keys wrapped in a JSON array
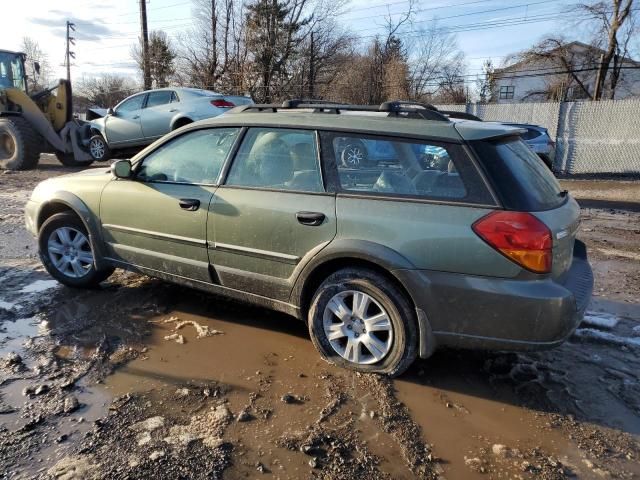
[{"x1": 491, "y1": 41, "x2": 640, "y2": 103}]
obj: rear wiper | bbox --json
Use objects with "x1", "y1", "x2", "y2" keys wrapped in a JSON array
[{"x1": 558, "y1": 190, "x2": 568, "y2": 197}]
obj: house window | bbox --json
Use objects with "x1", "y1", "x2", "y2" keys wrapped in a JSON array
[{"x1": 499, "y1": 86, "x2": 515, "y2": 100}]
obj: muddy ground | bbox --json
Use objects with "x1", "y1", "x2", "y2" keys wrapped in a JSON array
[{"x1": 1, "y1": 156, "x2": 639, "y2": 479}]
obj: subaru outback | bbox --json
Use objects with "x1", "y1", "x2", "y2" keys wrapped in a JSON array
[{"x1": 24, "y1": 101, "x2": 593, "y2": 376}]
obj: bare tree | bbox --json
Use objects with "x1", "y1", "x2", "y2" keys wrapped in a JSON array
[
  {"x1": 574, "y1": 0, "x2": 636, "y2": 99},
  {"x1": 510, "y1": 37, "x2": 598, "y2": 100},
  {"x1": 75, "y1": 74, "x2": 137, "y2": 108},
  {"x1": 20, "y1": 37, "x2": 51, "y2": 93},
  {"x1": 405, "y1": 22, "x2": 465, "y2": 101},
  {"x1": 176, "y1": 0, "x2": 243, "y2": 91}
]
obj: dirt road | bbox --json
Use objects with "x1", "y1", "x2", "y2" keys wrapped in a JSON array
[{"x1": 1, "y1": 156, "x2": 639, "y2": 479}]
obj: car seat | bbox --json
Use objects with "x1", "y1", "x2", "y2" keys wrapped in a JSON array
[{"x1": 373, "y1": 171, "x2": 418, "y2": 195}]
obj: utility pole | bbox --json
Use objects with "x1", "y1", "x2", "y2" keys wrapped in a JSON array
[
  {"x1": 308, "y1": 31, "x2": 315, "y2": 99},
  {"x1": 65, "y1": 21, "x2": 76, "y2": 83},
  {"x1": 139, "y1": 0, "x2": 151, "y2": 90}
]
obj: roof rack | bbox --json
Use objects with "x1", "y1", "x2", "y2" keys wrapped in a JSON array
[
  {"x1": 439, "y1": 110, "x2": 482, "y2": 122},
  {"x1": 228, "y1": 99, "x2": 450, "y2": 122}
]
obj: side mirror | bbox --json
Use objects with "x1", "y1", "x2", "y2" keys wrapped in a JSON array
[
  {"x1": 111, "y1": 159, "x2": 132, "y2": 179},
  {"x1": 107, "y1": 107, "x2": 115, "y2": 116},
  {"x1": 33, "y1": 61, "x2": 41, "y2": 76}
]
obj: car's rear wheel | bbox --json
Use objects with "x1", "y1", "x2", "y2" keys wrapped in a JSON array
[
  {"x1": 39, "y1": 212, "x2": 114, "y2": 288},
  {"x1": 308, "y1": 268, "x2": 417, "y2": 376}
]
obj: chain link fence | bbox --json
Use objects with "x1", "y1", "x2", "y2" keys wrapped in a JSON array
[{"x1": 435, "y1": 99, "x2": 640, "y2": 174}]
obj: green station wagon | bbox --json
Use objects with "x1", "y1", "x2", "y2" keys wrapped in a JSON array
[{"x1": 25, "y1": 101, "x2": 593, "y2": 376}]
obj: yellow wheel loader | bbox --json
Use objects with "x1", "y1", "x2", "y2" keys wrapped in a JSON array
[{"x1": 0, "y1": 49, "x2": 93, "y2": 170}]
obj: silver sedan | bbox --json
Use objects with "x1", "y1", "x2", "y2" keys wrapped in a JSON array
[{"x1": 88, "y1": 88, "x2": 252, "y2": 161}]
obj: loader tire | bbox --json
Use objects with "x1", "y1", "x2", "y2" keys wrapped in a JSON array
[
  {"x1": 55, "y1": 151, "x2": 94, "y2": 168},
  {"x1": 0, "y1": 116, "x2": 41, "y2": 170}
]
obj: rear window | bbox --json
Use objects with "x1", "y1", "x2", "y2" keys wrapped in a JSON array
[{"x1": 472, "y1": 137, "x2": 564, "y2": 211}]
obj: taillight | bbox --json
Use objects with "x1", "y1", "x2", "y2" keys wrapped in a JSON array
[
  {"x1": 211, "y1": 99, "x2": 235, "y2": 108},
  {"x1": 472, "y1": 211, "x2": 552, "y2": 273}
]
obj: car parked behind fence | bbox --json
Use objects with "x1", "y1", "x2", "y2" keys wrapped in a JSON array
[{"x1": 87, "y1": 87, "x2": 252, "y2": 161}]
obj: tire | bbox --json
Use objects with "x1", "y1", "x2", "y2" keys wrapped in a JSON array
[
  {"x1": 308, "y1": 268, "x2": 418, "y2": 377},
  {"x1": 340, "y1": 141, "x2": 368, "y2": 168},
  {"x1": 55, "y1": 151, "x2": 95, "y2": 168},
  {"x1": 0, "y1": 116, "x2": 41, "y2": 170},
  {"x1": 38, "y1": 212, "x2": 114, "y2": 288},
  {"x1": 88, "y1": 134, "x2": 110, "y2": 162}
]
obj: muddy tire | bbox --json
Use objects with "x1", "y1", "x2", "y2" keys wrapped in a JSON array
[
  {"x1": 0, "y1": 116, "x2": 41, "y2": 170},
  {"x1": 38, "y1": 212, "x2": 114, "y2": 288},
  {"x1": 55, "y1": 151, "x2": 95, "y2": 168},
  {"x1": 308, "y1": 268, "x2": 418, "y2": 377}
]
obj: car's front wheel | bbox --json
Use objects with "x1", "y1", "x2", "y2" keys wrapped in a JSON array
[
  {"x1": 39, "y1": 212, "x2": 114, "y2": 288},
  {"x1": 88, "y1": 134, "x2": 111, "y2": 162},
  {"x1": 308, "y1": 268, "x2": 418, "y2": 376}
]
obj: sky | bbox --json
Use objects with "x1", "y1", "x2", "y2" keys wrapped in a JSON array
[{"x1": 0, "y1": 0, "x2": 607, "y2": 85}]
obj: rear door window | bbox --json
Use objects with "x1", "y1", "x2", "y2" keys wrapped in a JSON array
[
  {"x1": 472, "y1": 137, "x2": 564, "y2": 211},
  {"x1": 319, "y1": 132, "x2": 493, "y2": 204},
  {"x1": 225, "y1": 128, "x2": 324, "y2": 192},
  {"x1": 146, "y1": 90, "x2": 173, "y2": 108}
]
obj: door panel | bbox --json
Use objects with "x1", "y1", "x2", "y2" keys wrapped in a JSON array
[
  {"x1": 100, "y1": 180, "x2": 215, "y2": 282},
  {"x1": 140, "y1": 90, "x2": 175, "y2": 139},
  {"x1": 107, "y1": 94, "x2": 146, "y2": 145},
  {"x1": 209, "y1": 188, "x2": 336, "y2": 299}
]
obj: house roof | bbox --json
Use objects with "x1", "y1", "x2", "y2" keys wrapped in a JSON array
[{"x1": 494, "y1": 40, "x2": 640, "y2": 74}]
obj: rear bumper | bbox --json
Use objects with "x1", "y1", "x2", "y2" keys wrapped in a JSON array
[{"x1": 396, "y1": 240, "x2": 593, "y2": 356}]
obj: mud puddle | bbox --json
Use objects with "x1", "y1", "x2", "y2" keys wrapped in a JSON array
[{"x1": 100, "y1": 296, "x2": 424, "y2": 478}]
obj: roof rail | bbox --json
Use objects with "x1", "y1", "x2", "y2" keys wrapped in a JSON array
[{"x1": 227, "y1": 98, "x2": 451, "y2": 122}]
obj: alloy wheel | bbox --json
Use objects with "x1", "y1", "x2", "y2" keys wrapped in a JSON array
[
  {"x1": 47, "y1": 227, "x2": 93, "y2": 278},
  {"x1": 322, "y1": 290, "x2": 393, "y2": 364},
  {"x1": 89, "y1": 138, "x2": 106, "y2": 160}
]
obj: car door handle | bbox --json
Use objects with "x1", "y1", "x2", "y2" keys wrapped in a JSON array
[
  {"x1": 296, "y1": 211, "x2": 325, "y2": 226},
  {"x1": 168, "y1": 108, "x2": 178, "y2": 112},
  {"x1": 132, "y1": 115, "x2": 140, "y2": 119},
  {"x1": 179, "y1": 198, "x2": 200, "y2": 211}
]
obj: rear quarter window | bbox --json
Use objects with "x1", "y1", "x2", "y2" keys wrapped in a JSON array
[
  {"x1": 472, "y1": 136, "x2": 564, "y2": 211},
  {"x1": 319, "y1": 131, "x2": 494, "y2": 205}
]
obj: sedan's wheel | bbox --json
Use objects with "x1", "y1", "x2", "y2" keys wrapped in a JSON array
[
  {"x1": 308, "y1": 268, "x2": 418, "y2": 376},
  {"x1": 39, "y1": 212, "x2": 114, "y2": 288},
  {"x1": 88, "y1": 135, "x2": 110, "y2": 161},
  {"x1": 340, "y1": 143, "x2": 367, "y2": 168}
]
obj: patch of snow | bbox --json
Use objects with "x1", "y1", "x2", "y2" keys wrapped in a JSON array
[
  {"x1": 582, "y1": 311, "x2": 620, "y2": 329},
  {"x1": 164, "y1": 333, "x2": 185, "y2": 344},
  {"x1": 0, "y1": 300, "x2": 21, "y2": 311},
  {"x1": 632, "y1": 325, "x2": 640, "y2": 337},
  {"x1": 20, "y1": 280, "x2": 59, "y2": 294},
  {"x1": 573, "y1": 328, "x2": 640, "y2": 348}
]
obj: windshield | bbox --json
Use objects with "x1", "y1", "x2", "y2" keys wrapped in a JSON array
[
  {"x1": 0, "y1": 52, "x2": 26, "y2": 91},
  {"x1": 472, "y1": 136, "x2": 564, "y2": 211}
]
